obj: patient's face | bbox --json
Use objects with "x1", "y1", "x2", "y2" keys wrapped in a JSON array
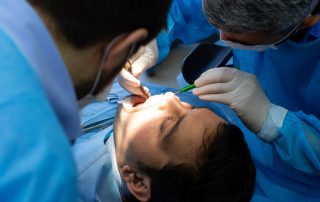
[{"x1": 114, "y1": 92, "x2": 225, "y2": 169}]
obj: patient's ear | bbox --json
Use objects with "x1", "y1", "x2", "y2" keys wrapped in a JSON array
[{"x1": 121, "y1": 165, "x2": 151, "y2": 202}]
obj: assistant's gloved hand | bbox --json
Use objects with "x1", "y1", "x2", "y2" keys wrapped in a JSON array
[
  {"x1": 193, "y1": 67, "x2": 270, "y2": 132},
  {"x1": 118, "y1": 39, "x2": 158, "y2": 97}
]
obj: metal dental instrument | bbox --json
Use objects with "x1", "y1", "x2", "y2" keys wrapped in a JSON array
[
  {"x1": 125, "y1": 61, "x2": 150, "y2": 98},
  {"x1": 82, "y1": 117, "x2": 114, "y2": 133},
  {"x1": 174, "y1": 84, "x2": 196, "y2": 95},
  {"x1": 106, "y1": 93, "x2": 120, "y2": 104}
]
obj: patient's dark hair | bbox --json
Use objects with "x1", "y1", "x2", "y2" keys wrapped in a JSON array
[
  {"x1": 131, "y1": 123, "x2": 256, "y2": 202},
  {"x1": 28, "y1": 0, "x2": 172, "y2": 49}
]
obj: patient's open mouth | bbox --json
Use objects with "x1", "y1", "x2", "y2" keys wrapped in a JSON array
[
  {"x1": 131, "y1": 96, "x2": 146, "y2": 107},
  {"x1": 123, "y1": 95, "x2": 147, "y2": 110}
]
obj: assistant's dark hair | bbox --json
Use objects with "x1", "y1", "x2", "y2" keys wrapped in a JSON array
[
  {"x1": 135, "y1": 123, "x2": 256, "y2": 202},
  {"x1": 28, "y1": 0, "x2": 172, "y2": 48}
]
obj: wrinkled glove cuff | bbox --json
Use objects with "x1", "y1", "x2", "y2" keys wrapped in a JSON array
[{"x1": 257, "y1": 104, "x2": 288, "y2": 143}]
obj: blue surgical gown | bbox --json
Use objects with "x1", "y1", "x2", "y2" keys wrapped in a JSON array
[
  {"x1": 157, "y1": 0, "x2": 217, "y2": 63},
  {"x1": 0, "y1": 0, "x2": 79, "y2": 201},
  {"x1": 159, "y1": 0, "x2": 320, "y2": 200}
]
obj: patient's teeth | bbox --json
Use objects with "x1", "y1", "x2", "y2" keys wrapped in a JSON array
[{"x1": 122, "y1": 97, "x2": 133, "y2": 110}]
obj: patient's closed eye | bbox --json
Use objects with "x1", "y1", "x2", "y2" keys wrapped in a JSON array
[{"x1": 160, "y1": 117, "x2": 176, "y2": 135}]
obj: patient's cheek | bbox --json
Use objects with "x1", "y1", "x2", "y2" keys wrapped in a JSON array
[
  {"x1": 129, "y1": 125, "x2": 153, "y2": 148},
  {"x1": 130, "y1": 129, "x2": 168, "y2": 168}
]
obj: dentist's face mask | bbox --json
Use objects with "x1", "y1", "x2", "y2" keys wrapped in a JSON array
[
  {"x1": 78, "y1": 37, "x2": 136, "y2": 108},
  {"x1": 220, "y1": 21, "x2": 301, "y2": 52}
]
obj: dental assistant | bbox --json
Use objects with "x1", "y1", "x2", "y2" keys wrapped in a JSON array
[
  {"x1": 119, "y1": 0, "x2": 320, "y2": 200},
  {"x1": 0, "y1": 0, "x2": 171, "y2": 201}
]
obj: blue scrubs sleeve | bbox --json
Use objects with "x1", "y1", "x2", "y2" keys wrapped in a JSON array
[
  {"x1": 157, "y1": 0, "x2": 217, "y2": 62},
  {"x1": 259, "y1": 103, "x2": 320, "y2": 175},
  {"x1": 271, "y1": 111, "x2": 320, "y2": 175},
  {"x1": 0, "y1": 30, "x2": 77, "y2": 202}
]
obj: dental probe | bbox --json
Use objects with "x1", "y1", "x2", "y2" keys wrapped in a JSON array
[
  {"x1": 175, "y1": 67, "x2": 240, "y2": 95},
  {"x1": 174, "y1": 84, "x2": 196, "y2": 95}
]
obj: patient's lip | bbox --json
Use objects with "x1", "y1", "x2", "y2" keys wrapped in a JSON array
[
  {"x1": 123, "y1": 93, "x2": 179, "y2": 111},
  {"x1": 138, "y1": 93, "x2": 179, "y2": 108}
]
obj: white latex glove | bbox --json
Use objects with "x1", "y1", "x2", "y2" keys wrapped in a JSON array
[
  {"x1": 193, "y1": 67, "x2": 270, "y2": 133},
  {"x1": 118, "y1": 39, "x2": 158, "y2": 97}
]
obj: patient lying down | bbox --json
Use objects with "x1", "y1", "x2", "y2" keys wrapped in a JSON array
[{"x1": 75, "y1": 92, "x2": 256, "y2": 202}]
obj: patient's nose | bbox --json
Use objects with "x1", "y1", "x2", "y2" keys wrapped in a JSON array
[
  {"x1": 163, "y1": 92, "x2": 183, "y2": 109},
  {"x1": 164, "y1": 92, "x2": 180, "y2": 101}
]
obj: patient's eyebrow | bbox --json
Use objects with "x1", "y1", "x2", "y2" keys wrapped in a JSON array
[{"x1": 163, "y1": 114, "x2": 187, "y2": 144}]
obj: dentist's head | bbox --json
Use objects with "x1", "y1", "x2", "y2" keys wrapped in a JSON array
[
  {"x1": 203, "y1": 0, "x2": 320, "y2": 51},
  {"x1": 28, "y1": 0, "x2": 172, "y2": 102}
]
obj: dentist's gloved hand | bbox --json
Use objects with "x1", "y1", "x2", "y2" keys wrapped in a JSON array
[
  {"x1": 119, "y1": 39, "x2": 158, "y2": 97},
  {"x1": 193, "y1": 67, "x2": 270, "y2": 133}
]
